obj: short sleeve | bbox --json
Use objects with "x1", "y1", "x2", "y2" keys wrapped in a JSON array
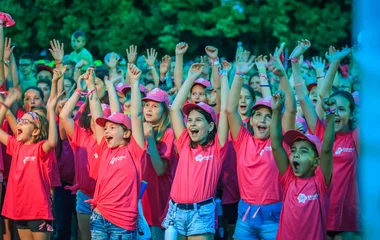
[
  {"x1": 279, "y1": 166, "x2": 296, "y2": 193},
  {"x1": 6, "y1": 136, "x2": 18, "y2": 156},
  {"x1": 128, "y1": 136, "x2": 146, "y2": 162},
  {"x1": 159, "y1": 129, "x2": 175, "y2": 161},
  {"x1": 232, "y1": 125, "x2": 251, "y2": 152},
  {"x1": 69, "y1": 123, "x2": 86, "y2": 146},
  {"x1": 314, "y1": 118, "x2": 326, "y2": 141},
  {"x1": 174, "y1": 130, "x2": 190, "y2": 152}
]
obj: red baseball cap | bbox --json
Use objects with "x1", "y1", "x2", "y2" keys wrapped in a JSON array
[
  {"x1": 252, "y1": 96, "x2": 272, "y2": 110},
  {"x1": 96, "y1": 112, "x2": 131, "y2": 129},
  {"x1": 37, "y1": 65, "x2": 54, "y2": 75},
  {"x1": 307, "y1": 82, "x2": 318, "y2": 92},
  {"x1": 182, "y1": 102, "x2": 217, "y2": 123},
  {"x1": 0, "y1": 13, "x2": 16, "y2": 28},
  {"x1": 142, "y1": 88, "x2": 169, "y2": 106},
  {"x1": 193, "y1": 78, "x2": 211, "y2": 88},
  {"x1": 121, "y1": 84, "x2": 146, "y2": 96},
  {"x1": 283, "y1": 130, "x2": 322, "y2": 156}
]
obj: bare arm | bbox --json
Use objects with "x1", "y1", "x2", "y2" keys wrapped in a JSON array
[
  {"x1": 320, "y1": 99, "x2": 335, "y2": 185},
  {"x1": 217, "y1": 70, "x2": 229, "y2": 147},
  {"x1": 105, "y1": 76, "x2": 121, "y2": 113},
  {"x1": 144, "y1": 123, "x2": 169, "y2": 176},
  {"x1": 255, "y1": 55, "x2": 272, "y2": 97},
  {"x1": 174, "y1": 42, "x2": 188, "y2": 91}
]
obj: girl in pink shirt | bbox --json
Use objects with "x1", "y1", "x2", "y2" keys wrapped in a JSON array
[
  {"x1": 292, "y1": 41, "x2": 360, "y2": 239},
  {"x1": 0, "y1": 88, "x2": 62, "y2": 240},
  {"x1": 227, "y1": 52, "x2": 296, "y2": 239},
  {"x1": 141, "y1": 88, "x2": 176, "y2": 239},
  {"x1": 162, "y1": 63, "x2": 229, "y2": 239},
  {"x1": 86, "y1": 65, "x2": 145, "y2": 239},
  {"x1": 270, "y1": 90, "x2": 335, "y2": 240}
]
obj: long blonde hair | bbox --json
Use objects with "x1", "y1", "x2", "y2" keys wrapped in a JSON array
[{"x1": 150, "y1": 103, "x2": 171, "y2": 142}]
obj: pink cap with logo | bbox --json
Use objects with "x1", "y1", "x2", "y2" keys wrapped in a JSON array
[
  {"x1": 252, "y1": 96, "x2": 272, "y2": 110},
  {"x1": 115, "y1": 83, "x2": 129, "y2": 94},
  {"x1": 142, "y1": 88, "x2": 169, "y2": 106},
  {"x1": 193, "y1": 78, "x2": 211, "y2": 88},
  {"x1": 182, "y1": 102, "x2": 217, "y2": 123},
  {"x1": 96, "y1": 112, "x2": 132, "y2": 129},
  {"x1": 121, "y1": 84, "x2": 146, "y2": 96},
  {"x1": 283, "y1": 130, "x2": 322, "y2": 156}
]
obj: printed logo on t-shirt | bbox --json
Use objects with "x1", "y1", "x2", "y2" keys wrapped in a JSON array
[
  {"x1": 195, "y1": 154, "x2": 213, "y2": 162},
  {"x1": 297, "y1": 193, "x2": 319, "y2": 203},
  {"x1": 335, "y1": 147, "x2": 355, "y2": 155},
  {"x1": 259, "y1": 146, "x2": 272, "y2": 156},
  {"x1": 110, "y1": 156, "x2": 126, "y2": 164},
  {"x1": 23, "y1": 156, "x2": 36, "y2": 164},
  {"x1": 94, "y1": 153, "x2": 98, "y2": 159}
]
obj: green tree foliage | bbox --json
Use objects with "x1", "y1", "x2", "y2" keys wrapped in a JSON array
[{"x1": 1, "y1": 0, "x2": 351, "y2": 61}]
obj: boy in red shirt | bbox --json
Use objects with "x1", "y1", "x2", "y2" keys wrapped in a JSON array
[{"x1": 270, "y1": 90, "x2": 335, "y2": 240}]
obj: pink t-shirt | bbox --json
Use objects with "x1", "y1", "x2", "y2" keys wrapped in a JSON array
[
  {"x1": 142, "y1": 128, "x2": 177, "y2": 226},
  {"x1": 68, "y1": 123, "x2": 99, "y2": 197},
  {"x1": 277, "y1": 167, "x2": 330, "y2": 240},
  {"x1": 233, "y1": 125, "x2": 283, "y2": 204},
  {"x1": 2, "y1": 136, "x2": 54, "y2": 220},
  {"x1": 170, "y1": 130, "x2": 228, "y2": 203},
  {"x1": 89, "y1": 137, "x2": 146, "y2": 231},
  {"x1": 314, "y1": 119, "x2": 359, "y2": 231}
]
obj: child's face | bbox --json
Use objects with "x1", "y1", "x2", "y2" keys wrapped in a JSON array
[
  {"x1": 290, "y1": 140, "x2": 319, "y2": 178},
  {"x1": 71, "y1": 36, "x2": 86, "y2": 52},
  {"x1": 19, "y1": 59, "x2": 34, "y2": 76},
  {"x1": 16, "y1": 113, "x2": 38, "y2": 144},
  {"x1": 104, "y1": 122, "x2": 129, "y2": 148},
  {"x1": 37, "y1": 82, "x2": 50, "y2": 104},
  {"x1": 251, "y1": 106, "x2": 272, "y2": 139},
  {"x1": 24, "y1": 89, "x2": 44, "y2": 112},
  {"x1": 117, "y1": 91, "x2": 126, "y2": 105},
  {"x1": 186, "y1": 110, "x2": 214, "y2": 144},
  {"x1": 239, "y1": 88, "x2": 254, "y2": 116},
  {"x1": 144, "y1": 101, "x2": 163, "y2": 125},
  {"x1": 190, "y1": 85, "x2": 207, "y2": 104},
  {"x1": 250, "y1": 76, "x2": 260, "y2": 91},
  {"x1": 64, "y1": 65, "x2": 75, "y2": 79},
  {"x1": 64, "y1": 79, "x2": 74, "y2": 94},
  {"x1": 37, "y1": 70, "x2": 52, "y2": 81},
  {"x1": 308, "y1": 86, "x2": 318, "y2": 107},
  {"x1": 330, "y1": 95, "x2": 352, "y2": 133}
]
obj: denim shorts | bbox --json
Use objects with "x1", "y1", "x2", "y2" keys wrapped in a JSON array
[
  {"x1": 233, "y1": 200, "x2": 282, "y2": 240},
  {"x1": 162, "y1": 198, "x2": 216, "y2": 236},
  {"x1": 76, "y1": 190, "x2": 92, "y2": 215},
  {"x1": 90, "y1": 209, "x2": 136, "y2": 240}
]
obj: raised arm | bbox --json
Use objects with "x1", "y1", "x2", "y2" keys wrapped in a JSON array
[
  {"x1": 159, "y1": 55, "x2": 171, "y2": 89},
  {"x1": 319, "y1": 98, "x2": 336, "y2": 185},
  {"x1": 171, "y1": 63, "x2": 203, "y2": 139},
  {"x1": 105, "y1": 52, "x2": 120, "y2": 83},
  {"x1": 270, "y1": 90, "x2": 289, "y2": 175},
  {"x1": 311, "y1": 56, "x2": 327, "y2": 119},
  {"x1": 217, "y1": 69, "x2": 229, "y2": 147},
  {"x1": 0, "y1": 88, "x2": 20, "y2": 146},
  {"x1": 0, "y1": 22, "x2": 5, "y2": 88},
  {"x1": 49, "y1": 40, "x2": 64, "y2": 94},
  {"x1": 128, "y1": 64, "x2": 144, "y2": 149},
  {"x1": 144, "y1": 48, "x2": 159, "y2": 87},
  {"x1": 125, "y1": 45, "x2": 138, "y2": 85},
  {"x1": 226, "y1": 51, "x2": 255, "y2": 139},
  {"x1": 205, "y1": 46, "x2": 220, "y2": 112},
  {"x1": 50, "y1": 66, "x2": 67, "y2": 101},
  {"x1": 3, "y1": 37, "x2": 16, "y2": 89},
  {"x1": 174, "y1": 42, "x2": 188, "y2": 91},
  {"x1": 255, "y1": 55, "x2": 272, "y2": 98},
  {"x1": 42, "y1": 91, "x2": 64, "y2": 153},
  {"x1": 104, "y1": 76, "x2": 121, "y2": 113}
]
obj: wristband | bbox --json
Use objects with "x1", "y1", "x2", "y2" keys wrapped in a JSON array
[
  {"x1": 148, "y1": 65, "x2": 155, "y2": 70},
  {"x1": 259, "y1": 73, "x2": 269, "y2": 81},
  {"x1": 294, "y1": 81, "x2": 305, "y2": 87},
  {"x1": 325, "y1": 108, "x2": 336, "y2": 116},
  {"x1": 55, "y1": 61, "x2": 62, "y2": 65},
  {"x1": 235, "y1": 72, "x2": 245, "y2": 78},
  {"x1": 86, "y1": 89, "x2": 96, "y2": 97},
  {"x1": 75, "y1": 89, "x2": 86, "y2": 96},
  {"x1": 289, "y1": 58, "x2": 300, "y2": 63},
  {"x1": 209, "y1": 58, "x2": 220, "y2": 66},
  {"x1": 260, "y1": 84, "x2": 271, "y2": 87}
]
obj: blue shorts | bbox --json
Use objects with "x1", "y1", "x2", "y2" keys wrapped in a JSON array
[
  {"x1": 76, "y1": 190, "x2": 92, "y2": 215},
  {"x1": 90, "y1": 210, "x2": 136, "y2": 240},
  {"x1": 233, "y1": 200, "x2": 282, "y2": 240},
  {"x1": 162, "y1": 198, "x2": 216, "y2": 236}
]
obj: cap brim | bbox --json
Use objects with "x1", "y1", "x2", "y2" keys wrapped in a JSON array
[
  {"x1": 142, "y1": 96, "x2": 162, "y2": 103},
  {"x1": 95, "y1": 117, "x2": 109, "y2": 127},
  {"x1": 252, "y1": 103, "x2": 272, "y2": 110},
  {"x1": 283, "y1": 130, "x2": 310, "y2": 147},
  {"x1": 182, "y1": 103, "x2": 199, "y2": 116},
  {"x1": 307, "y1": 83, "x2": 318, "y2": 92}
]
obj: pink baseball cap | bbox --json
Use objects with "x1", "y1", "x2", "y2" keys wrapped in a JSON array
[
  {"x1": 96, "y1": 112, "x2": 132, "y2": 129},
  {"x1": 142, "y1": 88, "x2": 169, "y2": 105},
  {"x1": 296, "y1": 115, "x2": 308, "y2": 133},
  {"x1": 283, "y1": 130, "x2": 322, "y2": 156},
  {"x1": 88, "y1": 104, "x2": 111, "y2": 118},
  {"x1": 0, "y1": 13, "x2": 16, "y2": 28},
  {"x1": 121, "y1": 84, "x2": 146, "y2": 96},
  {"x1": 307, "y1": 82, "x2": 318, "y2": 92},
  {"x1": 252, "y1": 96, "x2": 272, "y2": 110},
  {"x1": 193, "y1": 78, "x2": 211, "y2": 88},
  {"x1": 115, "y1": 83, "x2": 128, "y2": 94},
  {"x1": 182, "y1": 102, "x2": 217, "y2": 123}
]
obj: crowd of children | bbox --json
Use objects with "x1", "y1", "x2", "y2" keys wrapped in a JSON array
[{"x1": 0, "y1": 12, "x2": 360, "y2": 240}]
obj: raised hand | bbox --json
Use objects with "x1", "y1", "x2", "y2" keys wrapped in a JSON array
[
  {"x1": 273, "y1": 42, "x2": 286, "y2": 60},
  {"x1": 47, "y1": 91, "x2": 65, "y2": 111},
  {"x1": 236, "y1": 51, "x2": 255, "y2": 74},
  {"x1": 325, "y1": 46, "x2": 351, "y2": 64},
  {"x1": 221, "y1": 60, "x2": 232, "y2": 72},
  {"x1": 3, "y1": 37, "x2": 15, "y2": 61},
  {"x1": 289, "y1": 39, "x2": 311, "y2": 59},
  {"x1": 49, "y1": 39, "x2": 64, "y2": 62},
  {"x1": 272, "y1": 90, "x2": 285, "y2": 111},
  {"x1": 187, "y1": 63, "x2": 204, "y2": 80},
  {"x1": 105, "y1": 52, "x2": 120, "y2": 69},
  {"x1": 143, "y1": 48, "x2": 158, "y2": 67},
  {"x1": 311, "y1": 56, "x2": 326, "y2": 70},
  {"x1": 200, "y1": 55, "x2": 210, "y2": 75},
  {"x1": 254, "y1": 55, "x2": 268, "y2": 72},
  {"x1": 126, "y1": 45, "x2": 138, "y2": 64},
  {"x1": 268, "y1": 54, "x2": 286, "y2": 77},
  {"x1": 321, "y1": 97, "x2": 337, "y2": 114},
  {"x1": 205, "y1": 46, "x2": 218, "y2": 60},
  {"x1": 75, "y1": 59, "x2": 89, "y2": 69},
  {"x1": 175, "y1": 42, "x2": 188, "y2": 55},
  {"x1": 143, "y1": 122, "x2": 155, "y2": 138},
  {"x1": 160, "y1": 55, "x2": 171, "y2": 76},
  {"x1": 77, "y1": 72, "x2": 88, "y2": 92},
  {"x1": 52, "y1": 66, "x2": 67, "y2": 83},
  {"x1": 5, "y1": 88, "x2": 21, "y2": 105},
  {"x1": 127, "y1": 64, "x2": 142, "y2": 85}
]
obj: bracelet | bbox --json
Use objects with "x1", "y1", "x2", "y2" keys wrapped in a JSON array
[
  {"x1": 325, "y1": 108, "x2": 336, "y2": 116},
  {"x1": 148, "y1": 65, "x2": 155, "y2": 70},
  {"x1": 258, "y1": 69, "x2": 266, "y2": 74},
  {"x1": 289, "y1": 58, "x2": 300, "y2": 63},
  {"x1": 260, "y1": 84, "x2": 271, "y2": 87},
  {"x1": 259, "y1": 73, "x2": 269, "y2": 81},
  {"x1": 294, "y1": 81, "x2": 305, "y2": 87},
  {"x1": 209, "y1": 58, "x2": 220, "y2": 66},
  {"x1": 75, "y1": 89, "x2": 86, "y2": 96},
  {"x1": 235, "y1": 72, "x2": 245, "y2": 78},
  {"x1": 55, "y1": 61, "x2": 62, "y2": 65},
  {"x1": 317, "y1": 75, "x2": 325, "y2": 79},
  {"x1": 86, "y1": 89, "x2": 96, "y2": 97},
  {"x1": 0, "y1": 102, "x2": 9, "y2": 110}
]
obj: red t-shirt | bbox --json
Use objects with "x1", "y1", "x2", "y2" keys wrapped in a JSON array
[
  {"x1": 142, "y1": 128, "x2": 177, "y2": 226},
  {"x1": 68, "y1": 123, "x2": 99, "y2": 197},
  {"x1": 89, "y1": 137, "x2": 146, "y2": 231},
  {"x1": 233, "y1": 125, "x2": 283, "y2": 204},
  {"x1": 2, "y1": 136, "x2": 54, "y2": 220},
  {"x1": 314, "y1": 118, "x2": 359, "y2": 231},
  {"x1": 170, "y1": 130, "x2": 228, "y2": 203},
  {"x1": 277, "y1": 167, "x2": 330, "y2": 240}
]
